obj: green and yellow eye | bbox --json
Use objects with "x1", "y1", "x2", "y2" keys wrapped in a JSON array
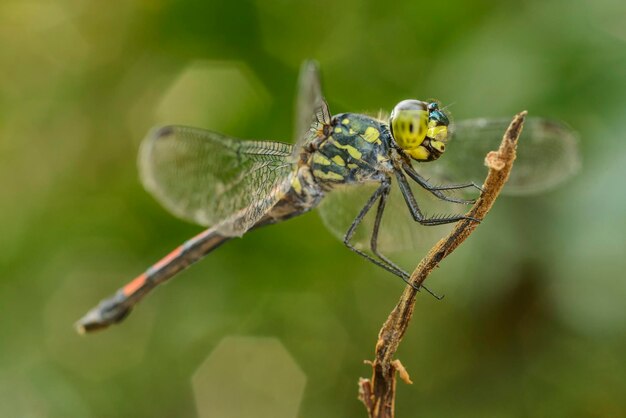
[
  {"x1": 389, "y1": 100, "x2": 429, "y2": 150},
  {"x1": 389, "y1": 100, "x2": 428, "y2": 150},
  {"x1": 390, "y1": 99, "x2": 450, "y2": 162}
]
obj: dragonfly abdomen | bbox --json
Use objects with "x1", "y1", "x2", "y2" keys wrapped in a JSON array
[{"x1": 75, "y1": 228, "x2": 230, "y2": 333}]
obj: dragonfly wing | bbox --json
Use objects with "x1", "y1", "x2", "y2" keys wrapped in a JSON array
[
  {"x1": 318, "y1": 180, "x2": 461, "y2": 254},
  {"x1": 417, "y1": 117, "x2": 581, "y2": 195},
  {"x1": 292, "y1": 60, "x2": 331, "y2": 156},
  {"x1": 139, "y1": 125, "x2": 295, "y2": 236}
]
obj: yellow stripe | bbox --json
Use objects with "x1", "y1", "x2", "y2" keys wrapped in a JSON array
[
  {"x1": 329, "y1": 137, "x2": 362, "y2": 160},
  {"x1": 291, "y1": 175, "x2": 302, "y2": 194},
  {"x1": 313, "y1": 154, "x2": 331, "y2": 165},
  {"x1": 313, "y1": 169, "x2": 344, "y2": 181},
  {"x1": 332, "y1": 155, "x2": 346, "y2": 166},
  {"x1": 362, "y1": 126, "x2": 380, "y2": 143}
]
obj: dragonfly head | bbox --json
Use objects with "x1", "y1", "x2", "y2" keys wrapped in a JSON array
[{"x1": 389, "y1": 100, "x2": 449, "y2": 162}]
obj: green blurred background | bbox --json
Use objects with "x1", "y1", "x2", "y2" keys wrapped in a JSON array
[{"x1": 1, "y1": 0, "x2": 626, "y2": 417}]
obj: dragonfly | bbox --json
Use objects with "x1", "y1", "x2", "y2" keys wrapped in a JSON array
[{"x1": 76, "y1": 61, "x2": 580, "y2": 333}]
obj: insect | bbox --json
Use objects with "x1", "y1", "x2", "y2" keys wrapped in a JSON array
[{"x1": 76, "y1": 61, "x2": 580, "y2": 333}]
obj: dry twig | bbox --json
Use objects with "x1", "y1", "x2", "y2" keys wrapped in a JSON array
[{"x1": 358, "y1": 111, "x2": 527, "y2": 418}]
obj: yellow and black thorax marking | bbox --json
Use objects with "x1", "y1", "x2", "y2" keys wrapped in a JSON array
[{"x1": 309, "y1": 113, "x2": 392, "y2": 186}]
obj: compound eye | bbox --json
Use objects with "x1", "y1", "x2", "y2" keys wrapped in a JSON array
[
  {"x1": 427, "y1": 102, "x2": 438, "y2": 111},
  {"x1": 390, "y1": 106, "x2": 428, "y2": 151}
]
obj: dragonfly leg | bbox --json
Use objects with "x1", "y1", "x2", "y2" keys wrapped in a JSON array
[
  {"x1": 342, "y1": 180, "x2": 393, "y2": 272},
  {"x1": 368, "y1": 185, "x2": 443, "y2": 299},
  {"x1": 368, "y1": 187, "x2": 411, "y2": 275},
  {"x1": 403, "y1": 162, "x2": 482, "y2": 204},
  {"x1": 396, "y1": 169, "x2": 481, "y2": 225},
  {"x1": 341, "y1": 179, "x2": 441, "y2": 298}
]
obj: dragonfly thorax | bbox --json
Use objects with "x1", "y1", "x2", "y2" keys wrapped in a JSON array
[{"x1": 309, "y1": 113, "x2": 394, "y2": 187}]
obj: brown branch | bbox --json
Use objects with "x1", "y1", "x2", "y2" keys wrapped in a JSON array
[{"x1": 358, "y1": 111, "x2": 527, "y2": 418}]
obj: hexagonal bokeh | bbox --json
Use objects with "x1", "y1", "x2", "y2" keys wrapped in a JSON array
[
  {"x1": 192, "y1": 336, "x2": 306, "y2": 418},
  {"x1": 254, "y1": 0, "x2": 344, "y2": 66},
  {"x1": 155, "y1": 60, "x2": 271, "y2": 131}
]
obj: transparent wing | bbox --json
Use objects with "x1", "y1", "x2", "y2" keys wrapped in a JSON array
[
  {"x1": 419, "y1": 117, "x2": 581, "y2": 195},
  {"x1": 318, "y1": 180, "x2": 461, "y2": 255},
  {"x1": 292, "y1": 60, "x2": 331, "y2": 156},
  {"x1": 139, "y1": 125, "x2": 295, "y2": 236}
]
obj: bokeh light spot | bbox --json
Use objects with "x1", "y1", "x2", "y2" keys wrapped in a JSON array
[
  {"x1": 155, "y1": 60, "x2": 271, "y2": 131},
  {"x1": 192, "y1": 336, "x2": 306, "y2": 418}
]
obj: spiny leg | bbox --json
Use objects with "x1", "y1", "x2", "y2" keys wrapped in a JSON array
[
  {"x1": 342, "y1": 179, "x2": 417, "y2": 282},
  {"x1": 345, "y1": 171, "x2": 479, "y2": 296},
  {"x1": 368, "y1": 186, "x2": 411, "y2": 276},
  {"x1": 395, "y1": 169, "x2": 480, "y2": 226},
  {"x1": 403, "y1": 162, "x2": 482, "y2": 192},
  {"x1": 403, "y1": 162, "x2": 482, "y2": 205},
  {"x1": 368, "y1": 184, "x2": 443, "y2": 299},
  {"x1": 342, "y1": 179, "x2": 440, "y2": 297}
]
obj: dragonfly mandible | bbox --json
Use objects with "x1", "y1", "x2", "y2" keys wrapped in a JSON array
[{"x1": 76, "y1": 61, "x2": 580, "y2": 333}]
